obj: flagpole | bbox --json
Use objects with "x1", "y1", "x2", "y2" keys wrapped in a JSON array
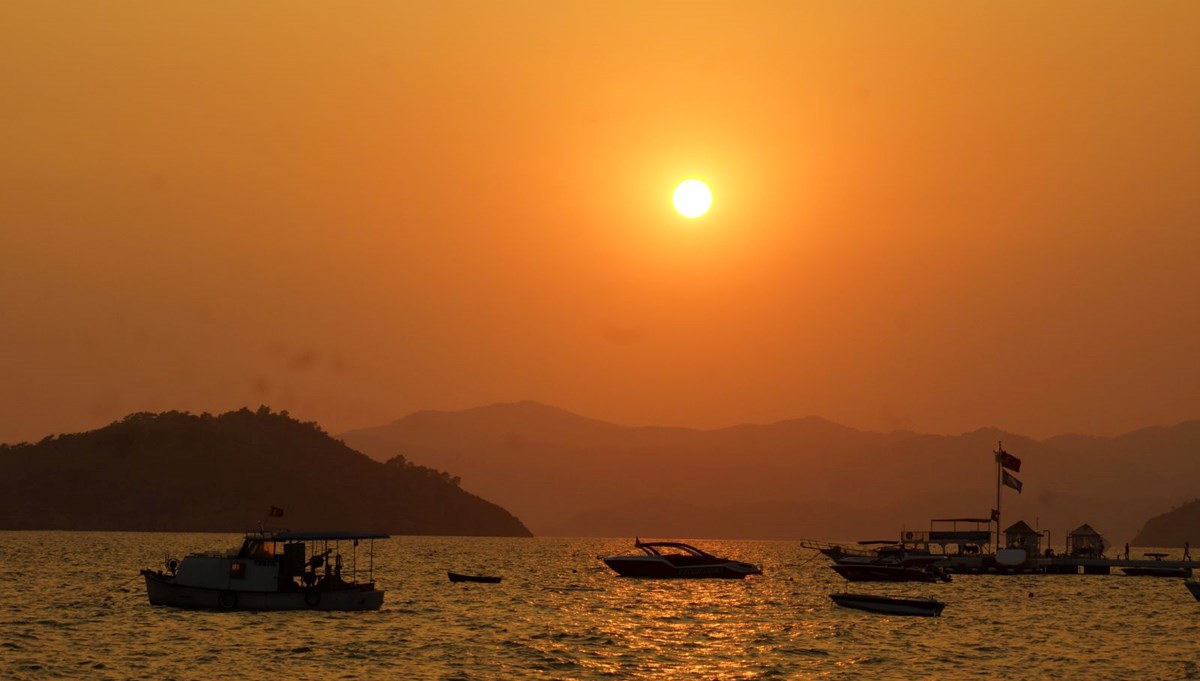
[{"x1": 995, "y1": 441, "x2": 1002, "y2": 552}]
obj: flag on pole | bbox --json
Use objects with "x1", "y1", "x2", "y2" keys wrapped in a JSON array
[
  {"x1": 996, "y1": 450, "x2": 1022, "y2": 472},
  {"x1": 991, "y1": 509, "x2": 1000, "y2": 522},
  {"x1": 1001, "y1": 471, "x2": 1023, "y2": 493},
  {"x1": 268, "y1": 505, "x2": 284, "y2": 517}
]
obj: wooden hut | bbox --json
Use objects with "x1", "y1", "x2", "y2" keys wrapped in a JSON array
[
  {"x1": 1067, "y1": 524, "x2": 1107, "y2": 558},
  {"x1": 1004, "y1": 520, "x2": 1042, "y2": 554}
]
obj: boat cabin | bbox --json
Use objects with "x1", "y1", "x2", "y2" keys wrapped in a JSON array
[
  {"x1": 173, "y1": 530, "x2": 387, "y2": 593},
  {"x1": 901, "y1": 518, "x2": 993, "y2": 555}
]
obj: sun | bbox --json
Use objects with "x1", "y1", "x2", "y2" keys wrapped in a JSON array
[{"x1": 673, "y1": 179, "x2": 712, "y2": 219}]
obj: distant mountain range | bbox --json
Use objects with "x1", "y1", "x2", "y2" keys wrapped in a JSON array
[
  {"x1": 0, "y1": 408, "x2": 530, "y2": 536},
  {"x1": 341, "y1": 401, "x2": 1200, "y2": 545}
]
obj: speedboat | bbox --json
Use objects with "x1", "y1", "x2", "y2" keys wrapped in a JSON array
[
  {"x1": 141, "y1": 530, "x2": 388, "y2": 611},
  {"x1": 602, "y1": 539, "x2": 762, "y2": 579},
  {"x1": 822, "y1": 543, "x2": 950, "y2": 583},
  {"x1": 830, "y1": 592, "x2": 946, "y2": 617},
  {"x1": 831, "y1": 560, "x2": 951, "y2": 583}
]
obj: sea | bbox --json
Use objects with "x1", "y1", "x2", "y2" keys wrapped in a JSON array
[{"x1": 2, "y1": 532, "x2": 1198, "y2": 680}]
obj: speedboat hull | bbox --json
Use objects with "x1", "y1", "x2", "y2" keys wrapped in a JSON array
[
  {"x1": 142, "y1": 571, "x2": 384, "y2": 611},
  {"x1": 603, "y1": 556, "x2": 761, "y2": 579},
  {"x1": 830, "y1": 592, "x2": 946, "y2": 617},
  {"x1": 603, "y1": 539, "x2": 762, "y2": 579},
  {"x1": 831, "y1": 563, "x2": 947, "y2": 583}
]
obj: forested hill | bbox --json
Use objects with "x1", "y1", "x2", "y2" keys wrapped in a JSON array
[{"x1": 0, "y1": 408, "x2": 531, "y2": 536}]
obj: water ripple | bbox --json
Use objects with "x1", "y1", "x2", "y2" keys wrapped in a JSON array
[{"x1": 1, "y1": 533, "x2": 1198, "y2": 679}]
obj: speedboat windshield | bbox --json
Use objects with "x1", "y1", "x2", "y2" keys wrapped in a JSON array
[{"x1": 636, "y1": 541, "x2": 716, "y2": 559}]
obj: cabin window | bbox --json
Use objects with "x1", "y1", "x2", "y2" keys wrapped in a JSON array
[{"x1": 230, "y1": 562, "x2": 246, "y2": 579}]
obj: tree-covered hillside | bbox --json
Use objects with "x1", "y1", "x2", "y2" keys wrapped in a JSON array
[{"x1": 0, "y1": 408, "x2": 530, "y2": 536}]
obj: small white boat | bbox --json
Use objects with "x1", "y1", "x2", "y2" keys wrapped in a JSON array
[
  {"x1": 141, "y1": 530, "x2": 388, "y2": 611},
  {"x1": 602, "y1": 539, "x2": 762, "y2": 579},
  {"x1": 829, "y1": 592, "x2": 946, "y2": 617}
]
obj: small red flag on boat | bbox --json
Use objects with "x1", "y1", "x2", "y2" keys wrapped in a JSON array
[
  {"x1": 991, "y1": 509, "x2": 1000, "y2": 522},
  {"x1": 996, "y1": 449, "x2": 1021, "y2": 472},
  {"x1": 268, "y1": 505, "x2": 284, "y2": 517}
]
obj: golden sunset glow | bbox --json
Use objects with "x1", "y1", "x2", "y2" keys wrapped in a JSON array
[
  {"x1": 673, "y1": 180, "x2": 712, "y2": 218},
  {"x1": 1, "y1": 1, "x2": 1198, "y2": 446}
]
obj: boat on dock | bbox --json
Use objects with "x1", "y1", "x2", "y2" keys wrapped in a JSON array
[
  {"x1": 602, "y1": 539, "x2": 762, "y2": 579},
  {"x1": 806, "y1": 540, "x2": 950, "y2": 582},
  {"x1": 829, "y1": 592, "x2": 946, "y2": 617},
  {"x1": 1123, "y1": 566, "x2": 1192, "y2": 578},
  {"x1": 448, "y1": 572, "x2": 502, "y2": 583},
  {"x1": 141, "y1": 530, "x2": 388, "y2": 611},
  {"x1": 1124, "y1": 553, "x2": 1192, "y2": 578}
]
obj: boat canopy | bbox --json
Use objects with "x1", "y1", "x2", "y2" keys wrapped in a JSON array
[{"x1": 270, "y1": 531, "x2": 390, "y2": 541}]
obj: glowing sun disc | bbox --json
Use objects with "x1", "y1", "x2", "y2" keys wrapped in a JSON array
[{"x1": 673, "y1": 179, "x2": 712, "y2": 218}]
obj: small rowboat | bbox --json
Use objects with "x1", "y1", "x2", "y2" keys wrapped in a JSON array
[
  {"x1": 830, "y1": 592, "x2": 946, "y2": 617},
  {"x1": 448, "y1": 572, "x2": 502, "y2": 584}
]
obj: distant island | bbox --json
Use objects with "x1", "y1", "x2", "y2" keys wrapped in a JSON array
[
  {"x1": 0, "y1": 407, "x2": 531, "y2": 536},
  {"x1": 341, "y1": 400, "x2": 1200, "y2": 544},
  {"x1": 1131, "y1": 500, "x2": 1200, "y2": 547}
]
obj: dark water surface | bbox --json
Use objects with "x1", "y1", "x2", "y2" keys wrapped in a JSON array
[{"x1": 2, "y1": 533, "x2": 1198, "y2": 679}]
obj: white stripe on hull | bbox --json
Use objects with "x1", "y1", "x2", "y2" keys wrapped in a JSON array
[{"x1": 143, "y1": 573, "x2": 384, "y2": 611}]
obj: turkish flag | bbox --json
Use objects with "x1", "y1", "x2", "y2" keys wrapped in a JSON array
[{"x1": 997, "y1": 451, "x2": 1022, "y2": 472}]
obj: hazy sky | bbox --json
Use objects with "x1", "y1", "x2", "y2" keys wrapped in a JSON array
[{"x1": 3, "y1": 1, "x2": 1199, "y2": 444}]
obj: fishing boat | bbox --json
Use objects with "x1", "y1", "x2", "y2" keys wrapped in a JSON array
[
  {"x1": 829, "y1": 592, "x2": 946, "y2": 617},
  {"x1": 140, "y1": 530, "x2": 388, "y2": 611},
  {"x1": 448, "y1": 572, "x2": 502, "y2": 584},
  {"x1": 602, "y1": 539, "x2": 762, "y2": 579}
]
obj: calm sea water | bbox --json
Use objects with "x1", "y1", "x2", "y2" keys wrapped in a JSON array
[{"x1": 2, "y1": 532, "x2": 1198, "y2": 680}]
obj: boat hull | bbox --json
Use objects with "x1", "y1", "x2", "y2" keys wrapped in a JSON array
[
  {"x1": 603, "y1": 557, "x2": 759, "y2": 579},
  {"x1": 830, "y1": 592, "x2": 946, "y2": 617},
  {"x1": 1185, "y1": 581, "x2": 1200, "y2": 601},
  {"x1": 1122, "y1": 567, "x2": 1192, "y2": 578},
  {"x1": 142, "y1": 571, "x2": 384, "y2": 611},
  {"x1": 448, "y1": 572, "x2": 502, "y2": 583},
  {"x1": 831, "y1": 564, "x2": 945, "y2": 583}
]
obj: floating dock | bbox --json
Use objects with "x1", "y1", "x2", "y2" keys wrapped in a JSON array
[{"x1": 936, "y1": 554, "x2": 1194, "y2": 576}]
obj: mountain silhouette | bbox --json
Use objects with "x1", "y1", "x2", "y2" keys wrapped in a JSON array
[
  {"x1": 1130, "y1": 498, "x2": 1200, "y2": 548},
  {"x1": 341, "y1": 401, "x2": 1200, "y2": 544},
  {"x1": 0, "y1": 407, "x2": 531, "y2": 536}
]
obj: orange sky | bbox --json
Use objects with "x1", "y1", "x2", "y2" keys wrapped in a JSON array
[{"x1": 2, "y1": 1, "x2": 1199, "y2": 444}]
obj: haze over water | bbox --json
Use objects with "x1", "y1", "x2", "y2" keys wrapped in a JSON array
[{"x1": 4, "y1": 533, "x2": 1198, "y2": 679}]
